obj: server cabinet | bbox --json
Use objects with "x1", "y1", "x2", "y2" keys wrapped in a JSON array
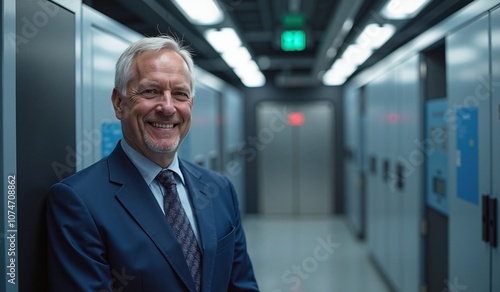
[
  {"x1": 447, "y1": 13, "x2": 491, "y2": 292},
  {"x1": 363, "y1": 54, "x2": 423, "y2": 292}
]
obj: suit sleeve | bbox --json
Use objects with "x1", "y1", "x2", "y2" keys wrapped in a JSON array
[
  {"x1": 226, "y1": 178, "x2": 260, "y2": 292},
  {"x1": 46, "y1": 182, "x2": 112, "y2": 292}
]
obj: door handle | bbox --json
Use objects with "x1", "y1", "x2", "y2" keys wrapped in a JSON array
[
  {"x1": 482, "y1": 194, "x2": 498, "y2": 248},
  {"x1": 489, "y1": 197, "x2": 497, "y2": 248},
  {"x1": 482, "y1": 194, "x2": 489, "y2": 243}
]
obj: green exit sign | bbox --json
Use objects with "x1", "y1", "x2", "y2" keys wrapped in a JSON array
[{"x1": 281, "y1": 30, "x2": 306, "y2": 51}]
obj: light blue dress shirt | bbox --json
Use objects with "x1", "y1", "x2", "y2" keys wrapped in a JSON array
[{"x1": 120, "y1": 140, "x2": 200, "y2": 243}]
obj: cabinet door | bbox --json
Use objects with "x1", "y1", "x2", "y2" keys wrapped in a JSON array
[
  {"x1": 491, "y1": 7, "x2": 500, "y2": 292},
  {"x1": 365, "y1": 73, "x2": 388, "y2": 270},
  {"x1": 398, "y1": 55, "x2": 422, "y2": 292},
  {"x1": 365, "y1": 80, "x2": 381, "y2": 260},
  {"x1": 447, "y1": 14, "x2": 490, "y2": 292},
  {"x1": 384, "y1": 67, "x2": 401, "y2": 290},
  {"x1": 344, "y1": 87, "x2": 362, "y2": 236}
]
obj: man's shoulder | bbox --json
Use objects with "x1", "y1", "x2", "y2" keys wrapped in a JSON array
[
  {"x1": 58, "y1": 143, "x2": 131, "y2": 188},
  {"x1": 59, "y1": 157, "x2": 110, "y2": 187}
]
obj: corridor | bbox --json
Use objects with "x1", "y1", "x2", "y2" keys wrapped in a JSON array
[{"x1": 243, "y1": 216, "x2": 391, "y2": 292}]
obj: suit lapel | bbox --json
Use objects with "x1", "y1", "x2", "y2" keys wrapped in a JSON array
[
  {"x1": 180, "y1": 160, "x2": 217, "y2": 291},
  {"x1": 107, "y1": 145, "x2": 197, "y2": 291}
]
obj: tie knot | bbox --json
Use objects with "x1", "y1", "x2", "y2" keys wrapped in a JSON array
[{"x1": 155, "y1": 169, "x2": 176, "y2": 187}]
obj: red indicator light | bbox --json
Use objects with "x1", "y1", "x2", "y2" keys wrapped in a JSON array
[
  {"x1": 288, "y1": 112, "x2": 305, "y2": 126},
  {"x1": 386, "y1": 112, "x2": 400, "y2": 124}
]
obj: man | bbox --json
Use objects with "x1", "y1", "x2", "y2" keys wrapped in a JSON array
[{"x1": 46, "y1": 36, "x2": 259, "y2": 292}]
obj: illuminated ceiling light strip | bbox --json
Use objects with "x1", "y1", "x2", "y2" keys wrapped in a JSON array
[
  {"x1": 322, "y1": 69, "x2": 347, "y2": 86},
  {"x1": 221, "y1": 47, "x2": 252, "y2": 68},
  {"x1": 323, "y1": 8, "x2": 402, "y2": 87},
  {"x1": 204, "y1": 28, "x2": 266, "y2": 87},
  {"x1": 234, "y1": 60, "x2": 260, "y2": 74},
  {"x1": 323, "y1": 23, "x2": 394, "y2": 86},
  {"x1": 381, "y1": 0, "x2": 431, "y2": 20},
  {"x1": 172, "y1": 0, "x2": 224, "y2": 25},
  {"x1": 355, "y1": 23, "x2": 396, "y2": 50},
  {"x1": 204, "y1": 28, "x2": 242, "y2": 53},
  {"x1": 234, "y1": 60, "x2": 265, "y2": 87},
  {"x1": 240, "y1": 72, "x2": 266, "y2": 87},
  {"x1": 332, "y1": 58, "x2": 357, "y2": 77},
  {"x1": 342, "y1": 45, "x2": 373, "y2": 66}
]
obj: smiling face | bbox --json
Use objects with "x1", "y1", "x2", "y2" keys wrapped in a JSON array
[{"x1": 112, "y1": 48, "x2": 193, "y2": 167}]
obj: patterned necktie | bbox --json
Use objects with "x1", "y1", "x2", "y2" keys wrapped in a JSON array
[{"x1": 155, "y1": 170, "x2": 201, "y2": 291}]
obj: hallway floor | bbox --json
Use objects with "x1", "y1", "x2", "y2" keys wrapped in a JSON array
[{"x1": 242, "y1": 215, "x2": 391, "y2": 292}]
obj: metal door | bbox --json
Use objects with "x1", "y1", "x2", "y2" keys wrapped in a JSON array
[
  {"x1": 344, "y1": 86, "x2": 363, "y2": 236},
  {"x1": 257, "y1": 101, "x2": 334, "y2": 215},
  {"x1": 447, "y1": 14, "x2": 490, "y2": 292}
]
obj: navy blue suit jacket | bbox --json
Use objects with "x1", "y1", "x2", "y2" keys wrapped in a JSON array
[{"x1": 46, "y1": 143, "x2": 259, "y2": 291}]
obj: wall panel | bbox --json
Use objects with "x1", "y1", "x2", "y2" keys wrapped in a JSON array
[
  {"x1": 222, "y1": 88, "x2": 246, "y2": 210},
  {"x1": 2, "y1": 0, "x2": 16, "y2": 291},
  {"x1": 16, "y1": 1, "x2": 76, "y2": 291},
  {"x1": 186, "y1": 85, "x2": 221, "y2": 170}
]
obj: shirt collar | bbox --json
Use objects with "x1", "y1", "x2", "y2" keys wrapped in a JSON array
[{"x1": 120, "y1": 139, "x2": 185, "y2": 186}]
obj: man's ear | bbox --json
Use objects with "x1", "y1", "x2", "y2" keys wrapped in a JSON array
[{"x1": 111, "y1": 88, "x2": 124, "y2": 120}]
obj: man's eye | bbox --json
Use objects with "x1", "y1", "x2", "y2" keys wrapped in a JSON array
[
  {"x1": 173, "y1": 91, "x2": 190, "y2": 99},
  {"x1": 141, "y1": 89, "x2": 160, "y2": 97}
]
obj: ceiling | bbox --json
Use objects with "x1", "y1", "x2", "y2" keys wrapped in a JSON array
[{"x1": 82, "y1": 0, "x2": 473, "y2": 88}]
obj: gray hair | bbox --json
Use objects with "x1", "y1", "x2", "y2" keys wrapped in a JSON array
[{"x1": 115, "y1": 36, "x2": 196, "y2": 97}]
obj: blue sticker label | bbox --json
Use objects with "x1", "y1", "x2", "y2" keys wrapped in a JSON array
[
  {"x1": 101, "y1": 122, "x2": 122, "y2": 158},
  {"x1": 456, "y1": 107, "x2": 479, "y2": 205}
]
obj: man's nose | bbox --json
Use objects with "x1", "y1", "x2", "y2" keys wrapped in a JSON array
[{"x1": 156, "y1": 92, "x2": 176, "y2": 114}]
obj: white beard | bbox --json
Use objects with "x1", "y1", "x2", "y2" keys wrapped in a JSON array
[{"x1": 144, "y1": 134, "x2": 180, "y2": 153}]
